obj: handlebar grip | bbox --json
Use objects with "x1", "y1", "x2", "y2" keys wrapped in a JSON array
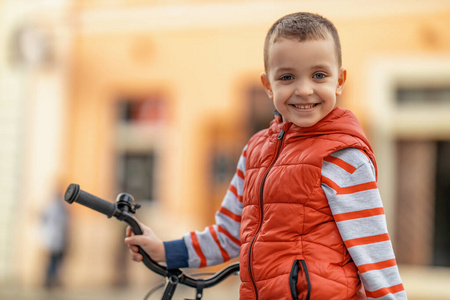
[{"x1": 64, "y1": 183, "x2": 117, "y2": 218}]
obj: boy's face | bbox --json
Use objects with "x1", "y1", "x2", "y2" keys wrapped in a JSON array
[{"x1": 261, "y1": 37, "x2": 346, "y2": 128}]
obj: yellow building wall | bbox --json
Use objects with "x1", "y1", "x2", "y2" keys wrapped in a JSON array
[
  {"x1": 61, "y1": 8, "x2": 450, "y2": 288},
  {"x1": 64, "y1": 25, "x2": 267, "y2": 287}
]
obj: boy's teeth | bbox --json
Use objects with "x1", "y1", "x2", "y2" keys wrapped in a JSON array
[{"x1": 293, "y1": 104, "x2": 315, "y2": 109}]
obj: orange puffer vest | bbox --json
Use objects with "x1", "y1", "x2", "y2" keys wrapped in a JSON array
[{"x1": 239, "y1": 107, "x2": 376, "y2": 300}]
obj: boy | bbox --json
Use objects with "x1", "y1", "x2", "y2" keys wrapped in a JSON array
[{"x1": 125, "y1": 12, "x2": 407, "y2": 299}]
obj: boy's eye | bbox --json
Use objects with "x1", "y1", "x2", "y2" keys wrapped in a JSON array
[
  {"x1": 280, "y1": 75, "x2": 294, "y2": 81},
  {"x1": 313, "y1": 73, "x2": 326, "y2": 79}
]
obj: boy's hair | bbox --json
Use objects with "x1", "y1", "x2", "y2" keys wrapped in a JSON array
[{"x1": 263, "y1": 12, "x2": 342, "y2": 72}]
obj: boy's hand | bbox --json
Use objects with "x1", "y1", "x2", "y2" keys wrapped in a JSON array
[{"x1": 124, "y1": 222, "x2": 166, "y2": 263}]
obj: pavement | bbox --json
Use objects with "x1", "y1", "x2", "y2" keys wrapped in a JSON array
[
  {"x1": 2, "y1": 265, "x2": 450, "y2": 300},
  {"x1": 0, "y1": 276, "x2": 240, "y2": 300}
]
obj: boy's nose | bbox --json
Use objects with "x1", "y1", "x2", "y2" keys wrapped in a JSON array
[{"x1": 294, "y1": 80, "x2": 314, "y2": 97}]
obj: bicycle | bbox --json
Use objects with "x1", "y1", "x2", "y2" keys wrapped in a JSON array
[{"x1": 64, "y1": 183, "x2": 240, "y2": 300}]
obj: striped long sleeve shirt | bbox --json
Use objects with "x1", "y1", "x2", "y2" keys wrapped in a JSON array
[{"x1": 164, "y1": 147, "x2": 407, "y2": 299}]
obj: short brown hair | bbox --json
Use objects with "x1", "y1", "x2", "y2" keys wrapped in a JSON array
[{"x1": 263, "y1": 12, "x2": 342, "y2": 72}]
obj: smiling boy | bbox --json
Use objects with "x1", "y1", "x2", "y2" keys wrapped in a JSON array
[
  {"x1": 261, "y1": 37, "x2": 345, "y2": 128},
  {"x1": 125, "y1": 12, "x2": 407, "y2": 299}
]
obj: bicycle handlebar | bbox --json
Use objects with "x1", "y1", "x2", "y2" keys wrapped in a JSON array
[
  {"x1": 64, "y1": 183, "x2": 239, "y2": 298},
  {"x1": 65, "y1": 183, "x2": 117, "y2": 218}
]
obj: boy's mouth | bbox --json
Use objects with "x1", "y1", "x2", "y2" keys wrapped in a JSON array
[{"x1": 291, "y1": 103, "x2": 319, "y2": 109}]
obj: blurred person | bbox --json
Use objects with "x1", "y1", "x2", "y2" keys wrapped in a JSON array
[
  {"x1": 41, "y1": 186, "x2": 69, "y2": 290},
  {"x1": 124, "y1": 12, "x2": 406, "y2": 299}
]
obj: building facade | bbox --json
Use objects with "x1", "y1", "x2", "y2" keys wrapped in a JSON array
[{"x1": 1, "y1": 0, "x2": 450, "y2": 298}]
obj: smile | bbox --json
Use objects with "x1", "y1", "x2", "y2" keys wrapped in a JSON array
[{"x1": 291, "y1": 103, "x2": 319, "y2": 109}]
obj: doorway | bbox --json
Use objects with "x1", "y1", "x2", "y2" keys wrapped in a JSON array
[
  {"x1": 395, "y1": 140, "x2": 450, "y2": 266},
  {"x1": 433, "y1": 141, "x2": 450, "y2": 266}
]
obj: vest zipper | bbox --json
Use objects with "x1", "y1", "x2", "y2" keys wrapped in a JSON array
[{"x1": 247, "y1": 128, "x2": 287, "y2": 300}]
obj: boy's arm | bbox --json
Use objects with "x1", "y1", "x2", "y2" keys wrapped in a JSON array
[
  {"x1": 164, "y1": 146, "x2": 246, "y2": 269},
  {"x1": 321, "y1": 148, "x2": 407, "y2": 300}
]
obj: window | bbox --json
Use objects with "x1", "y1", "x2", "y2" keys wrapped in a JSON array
[
  {"x1": 117, "y1": 96, "x2": 166, "y2": 125},
  {"x1": 246, "y1": 86, "x2": 274, "y2": 138},
  {"x1": 115, "y1": 95, "x2": 166, "y2": 202},
  {"x1": 396, "y1": 87, "x2": 450, "y2": 106},
  {"x1": 117, "y1": 151, "x2": 156, "y2": 202}
]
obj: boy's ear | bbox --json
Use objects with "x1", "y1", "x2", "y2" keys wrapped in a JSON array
[
  {"x1": 336, "y1": 68, "x2": 347, "y2": 96},
  {"x1": 261, "y1": 73, "x2": 273, "y2": 99}
]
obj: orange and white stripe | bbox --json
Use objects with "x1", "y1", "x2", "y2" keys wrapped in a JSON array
[
  {"x1": 322, "y1": 148, "x2": 406, "y2": 299},
  {"x1": 185, "y1": 146, "x2": 246, "y2": 267}
]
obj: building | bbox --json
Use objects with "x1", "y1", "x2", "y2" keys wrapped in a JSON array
[{"x1": 0, "y1": 0, "x2": 450, "y2": 298}]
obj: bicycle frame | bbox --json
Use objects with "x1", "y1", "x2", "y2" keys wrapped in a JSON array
[{"x1": 64, "y1": 183, "x2": 239, "y2": 300}]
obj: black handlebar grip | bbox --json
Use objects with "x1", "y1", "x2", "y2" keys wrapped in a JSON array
[{"x1": 64, "y1": 183, "x2": 117, "y2": 218}]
